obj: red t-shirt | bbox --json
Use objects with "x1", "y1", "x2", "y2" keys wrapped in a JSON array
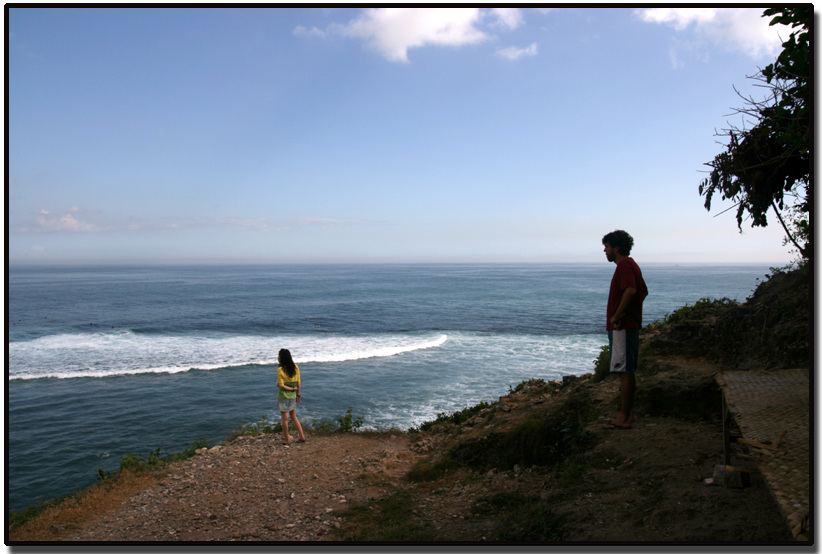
[{"x1": 607, "y1": 257, "x2": 648, "y2": 330}]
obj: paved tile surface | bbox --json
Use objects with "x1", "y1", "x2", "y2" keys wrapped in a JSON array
[{"x1": 717, "y1": 369, "x2": 810, "y2": 542}]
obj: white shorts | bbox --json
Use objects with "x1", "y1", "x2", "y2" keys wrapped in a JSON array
[
  {"x1": 610, "y1": 329, "x2": 627, "y2": 372},
  {"x1": 608, "y1": 329, "x2": 639, "y2": 374},
  {"x1": 279, "y1": 398, "x2": 297, "y2": 413}
]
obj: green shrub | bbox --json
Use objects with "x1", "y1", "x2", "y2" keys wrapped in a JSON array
[
  {"x1": 417, "y1": 401, "x2": 493, "y2": 432},
  {"x1": 336, "y1": 489, "x2": 437, "y2": 541},
  {"x1": 336, "y1": 407, "x2": 364, "y2": 432},
  {"x1": 406, "y1": 457, "x2": 458, "y2": 483},
  {"x1": 447, "y1": 393, "x2": 594, "y2": 472},
  {"x1": 310, "y1": 407, "x2": 364, "y2": 434},
  {"x1": 592, "y1": 345, "x2": 610, "y2": 382},
  {"x1": 228, "y1": 415, "x2": 281, "y2": 441},
  {"x1": 182, "y1": 437, "x2": 218, "y2": 457},
  {"x1": 662, "y1": 297, "x2": 737, "y2": 324},
  {"x1": 96, "y1": 436, "x2": 217, "y2": 481},
  {"x1": 644, "y1": 264, "x2": 809, "y2": 369},
  {"x1": 510, "y1": 378, "x2": 546, "y2": 393},
  {"x1": 472, "y1": 492, "x2": 565, "y2": 541},
  {"x1": 8, "y1": 497, "x2": 69, "y2": 529}
]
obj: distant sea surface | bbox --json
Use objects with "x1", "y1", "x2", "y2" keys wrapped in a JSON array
[{"x1": 8, "y1": 263, "x2": 773, "y2": 512}]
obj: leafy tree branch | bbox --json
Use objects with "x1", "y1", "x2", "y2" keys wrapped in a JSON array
[{"x1": 699, "y1": 7, "x2": 810, "y2": 261}]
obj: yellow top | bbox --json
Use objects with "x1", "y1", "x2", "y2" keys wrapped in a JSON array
[{"x1": 277, "y1": 365, "x2": 300, "y2": 400}]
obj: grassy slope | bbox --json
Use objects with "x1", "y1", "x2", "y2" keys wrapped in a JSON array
[
  {"x1": 9, "y1": 264, "x2": 811, "y2": 542},
  {"x1": 336, "y1": 262, "x2": 811, "y2": 541}
]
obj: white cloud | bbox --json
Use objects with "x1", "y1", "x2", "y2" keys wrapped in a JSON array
[
  {"x1": 299, "y1": 8, "x2": 527, "y2": 63},
  {"x1": 35, "y1": 209, "x2": 100, "y2": 233},
  {"x1": 64, "y1": 215, "x2": 367, "y2": 234},
  {"x1": 639, "y1": 7, "x2": 719, "y2": 30},
  {"x1": 489, "y1": 8, "x2": 524, "y2": 30},
  {"x1": 497, "y1": 42, "x2": 538, "y2": 61},
  {"x1": 16, "y1": 211, "x2": 370, "y2": 235},
  {"x1": 637, "y1": 7, "x2": 787, "y2": 59},
  {"x1": 293, "y1": 25, "x2": 327, "y2": 39},
  {"x1": 210, "y1": 216, "x2": 367, "y2": 232},
  {"x1": 341, "y1": 8, "x2": 486, "y2": 63}
]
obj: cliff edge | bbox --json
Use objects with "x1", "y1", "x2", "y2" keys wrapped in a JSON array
[{"x1": 9, "y1": 264, "x2": 809, "y2": 544}]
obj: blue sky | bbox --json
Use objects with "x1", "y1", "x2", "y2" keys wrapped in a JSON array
[{"x1": 8, "y1": 7, "x2": 796, "y2": 264}]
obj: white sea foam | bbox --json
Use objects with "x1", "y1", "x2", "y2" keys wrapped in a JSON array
[{"x1": 8, "y1": 332, "x2": 449, "y2": 380}]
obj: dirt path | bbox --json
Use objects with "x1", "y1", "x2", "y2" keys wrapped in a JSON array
[
  {"x1": 70, "y1": 432, "x2": 420, "y2": 542},
  {"x1": 58, "y1": 357, "x2": 794, "y2": 543}
]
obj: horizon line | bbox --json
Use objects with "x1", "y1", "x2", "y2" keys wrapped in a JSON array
[{"x1": 7, "y1": 259, "x2": 791, "y2": 267}]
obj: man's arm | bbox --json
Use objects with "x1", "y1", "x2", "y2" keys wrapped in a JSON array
[{"x1": 610, "y1": 286, "x2": 636, "y2": 327}]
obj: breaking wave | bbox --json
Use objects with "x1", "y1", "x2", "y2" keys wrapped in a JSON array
[{"x1": 8, "y1": 331, "x2": 449, "y2": 380}]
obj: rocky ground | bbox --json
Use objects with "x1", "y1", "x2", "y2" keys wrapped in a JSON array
[
  {"x1": 12, "y1": 356, "x2": 796, "y2": 545},
  {"x1": 12, "y1": 264, "x2": 808, "y2": 545},
  {"x1": 69, "y1": 432, "x2": 419, "y2": 542}
]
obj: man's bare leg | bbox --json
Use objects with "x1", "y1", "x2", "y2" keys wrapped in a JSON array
[
  {"x1": 615, "y1": 373, "x2": 635, "y2": 426},
  {"x1": 605, "y1": 373, "x2": 635, "y2": 429}
]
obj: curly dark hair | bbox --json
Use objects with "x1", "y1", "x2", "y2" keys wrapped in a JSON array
[
  {"x1": 602, "y1": 230, "x2": 634, "y2": 256},
  {"x1": 279, "y1": 348, "x2": 297, "y2": 378}
]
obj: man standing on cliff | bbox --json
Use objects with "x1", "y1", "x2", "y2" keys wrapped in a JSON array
[{"x1": 602, "y1": 230, "x2": 648, "y2": 430}]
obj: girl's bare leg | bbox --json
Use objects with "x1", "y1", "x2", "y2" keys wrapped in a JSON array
[
  {"x1": 280, "y1": 412, "x2": 290, "y2": 444},
  {"x1": 290, "y1": 410, "x2": 306, "y2": 441}
]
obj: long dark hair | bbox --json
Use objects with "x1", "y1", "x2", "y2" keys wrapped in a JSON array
[{"x1": 279, "y1": 348, "x2": 297, "y2": 378}]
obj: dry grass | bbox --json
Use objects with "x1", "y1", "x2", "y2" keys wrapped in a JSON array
[{"x1": 9, "y1": 470, "x2": 162, "y2": 542}]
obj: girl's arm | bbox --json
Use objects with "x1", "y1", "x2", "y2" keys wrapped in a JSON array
[{"x1": 278, "y1": 373, "x2": 299, "y2": 392}]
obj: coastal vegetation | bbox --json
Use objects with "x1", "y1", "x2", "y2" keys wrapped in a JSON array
[
  {"x1": 699, "y1": 7, "x2": 810, "y2": 260},
  {"x1": 336, "y1": 11, "x2": 811, "y2": 537},
  {"x1": 9, "y1": 408, "x2": 370, "y2": 531},
  {"x1": 9, "y1": 10, "x2": 812, "y2": 540},
  {"x1": 7, "y1": 6, "x2": 810, "y2": 544},
  {"x1": 334, "y1": 260, "x2": 809, "y2": 541},
  {"x1": 8, "y1": 256, "x2": 809, "y2": 541},
  {"x1": 643, "y1": 262, "x2": 809, "y2": 369}
]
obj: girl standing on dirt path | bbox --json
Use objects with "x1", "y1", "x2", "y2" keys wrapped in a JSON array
[{"x1": 277, "y1": 348, "x2": 306, "y2": 445}]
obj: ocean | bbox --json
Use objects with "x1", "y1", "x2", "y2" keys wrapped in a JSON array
[{"x1": 7, "y1": 262, "x2": 773, "y2": 513}]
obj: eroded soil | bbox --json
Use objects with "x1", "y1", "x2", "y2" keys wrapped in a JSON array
[{"x1": 19, "y1": 358, "x2": 795, "y2": 544}]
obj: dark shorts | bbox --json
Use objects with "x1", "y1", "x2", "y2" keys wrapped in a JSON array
[{"x1": 608, "y1": 328, "x2": 640, "y2": 375}]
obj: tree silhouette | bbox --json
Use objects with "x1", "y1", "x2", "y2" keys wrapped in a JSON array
[{"x1": 699, "y1": 7, "x2": 810, "y2": 260}]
